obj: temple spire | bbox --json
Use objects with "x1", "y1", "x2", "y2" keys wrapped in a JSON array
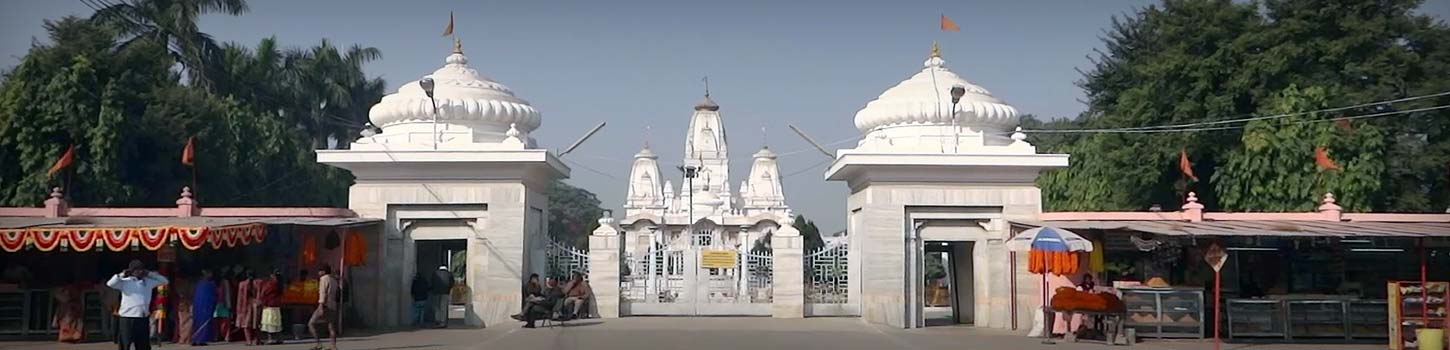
[
  {"x1": 453, "y1": 37, "x2": 463, "y2": 54},
  {"x1": 930, "y1": 41, "x2": 941, "y2": 58}
]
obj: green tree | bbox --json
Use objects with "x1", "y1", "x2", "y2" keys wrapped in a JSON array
[
  {"x1": 547, "y1": 180, "x2": 604, "y2": 248},
  {"x1": 1036, "y1": 0, "x2": 1450, "y2": 213},
  {"x1": 88, "y1": 0, "x2": 250, "y2": 88},
  {"x1": 751, "y1": 214, "x2": 825, "y2": 253},
  {"x1": 1214, "y1": 86, "x2": 1386, "y2": 211},
  {"x1": 0, "y1": 16, "x2": 364, "y2": 207}
]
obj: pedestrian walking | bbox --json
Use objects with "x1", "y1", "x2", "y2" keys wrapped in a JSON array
[
  {"x1": 309, "y1": 265, "x2": 340, "y2": 350},
  {"x1": 107, "y1": 260, "x2": 169, "y2": 350},
  {"x1": 410, "y1": 273, "x2": 431, "y2": 327},
  {"x1": 431, "y1": 266, "x2": 453, "y2": 328}
]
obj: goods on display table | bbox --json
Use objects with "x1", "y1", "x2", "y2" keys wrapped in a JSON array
[
  {"x1": 1121, "y1": 286, "x2": 1205, "y2": 339},
  {"x1": 1389, "y1": 281, "x2": 1449, "y2": 350},
  {"x1": 1047, "y1": 287, "x2": 1130, "y2": 344}
]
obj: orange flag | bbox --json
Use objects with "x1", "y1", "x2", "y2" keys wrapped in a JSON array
[
  {"x1": 47, "y1": 145, "x2": 75, "y2": 177},
  {"x1": 940, "y1": 14, "x2": 960, "y2": 32},
  {"x1": 181, "y1": 137, "x2": 196, "y2": 166},
  {"x1": 442, "y1": 11, "x2": 454, "y2": 37},
  {"x1": 1315, "y1": 146, "x2": 1341, "y2": 171},
  {"x1": 1179, "y1": 148, "x2": 1198, "y2": 181}
]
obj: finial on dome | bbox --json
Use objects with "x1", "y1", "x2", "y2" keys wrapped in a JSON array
[
  {"x1": 924, "y1": 41, "x2": 946, "y2": 69},
  {"x1": 452, "y1": 37, "x2": 463, "y2": 54},
  {"x1": 502, "y1": 122, "x2": 525, "y2": 147},
  {"x1": 695, "y1": 94, "x2": 720, "y2": 111},
  {"x1": 1011, "y1": 126, "x2": 1027, "y2": 143}
]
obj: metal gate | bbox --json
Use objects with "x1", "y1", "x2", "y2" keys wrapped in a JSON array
[
  {"x1": 623, "y1": 243, "x2": 772, "y2": 315},
  {"x1": 804, "y1": 242, "x2": 858, "y2": 316},
  {"x1": 546, "y1": 239, "x2": 589, "y2": 278}
]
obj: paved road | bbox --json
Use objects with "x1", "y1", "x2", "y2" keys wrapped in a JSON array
[{"x1": 0, "y1": 318, "x2": 1385, "y2": 350}]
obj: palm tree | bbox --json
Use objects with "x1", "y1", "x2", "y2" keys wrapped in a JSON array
[
  {"x1": 85, "y1": 0, "x2": 249, "y2": 89},
  {"x1": 285, "y1": 40, "x2": 384, "y2": 148}
]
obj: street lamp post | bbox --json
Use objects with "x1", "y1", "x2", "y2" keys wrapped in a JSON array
[
  {"x1": 678, "y1": 164, "x2": 700, "y2": 245},
  {"x1": 949, "y1": 85, "x2": 966, "y2": 153},
  {"x1": 419, "y1": 76, "x2": 439, "y2": 149}
]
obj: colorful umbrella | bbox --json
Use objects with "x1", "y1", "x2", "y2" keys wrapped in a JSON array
[
  {"x1": 1008, "y1": 226, "x2": 1093, "y2": 341},
  {"x1": 1007, "y1": 226, "x2": 1093, "y2": 253}
]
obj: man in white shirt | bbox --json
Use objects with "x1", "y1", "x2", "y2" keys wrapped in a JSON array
[
  {"x1": 309, "y1": 264, "x2": 341, "y2": 350},
  {"x1": 106, "y1": 260, "x2": 168, "y2": 350}
]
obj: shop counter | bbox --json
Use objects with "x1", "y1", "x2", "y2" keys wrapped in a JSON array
[
  {"x1": 1121, "y1": 287, "x2": 1205, "y2": 339},
  {"x1": 1226, "y1": 297, "x2": 1387, "y2": 341},
  {"x1": 0, "y1": 289, "x2": 108, "y2": 339}
]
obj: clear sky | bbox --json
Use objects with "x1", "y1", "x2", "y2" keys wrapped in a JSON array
[{"x1": 4, "y1": 0, "x2": 1447, "y2": 232}]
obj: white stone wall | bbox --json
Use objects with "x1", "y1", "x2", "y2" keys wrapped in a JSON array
[
  {"x1": 848, "y1": 183, "x2": 1042, "y2": 329},
  {"x1": 346, "y1": 181, "x2": 549, "y2": 328}
]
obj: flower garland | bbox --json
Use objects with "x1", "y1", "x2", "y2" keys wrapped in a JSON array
[{"x1": 0, "y1": 224, "x2": 266, "y2": 252}]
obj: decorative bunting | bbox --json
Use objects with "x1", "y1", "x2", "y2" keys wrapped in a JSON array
[
  {"x1": 139, "y1": 228, "x2": 169, "y2": 250},
  {"x1": 67, "y1": 230, "x2": 98, "y2": 252},
  {"x1": 31, "y1": 230, "x2": 61, "y2": 251},
  {"x1": 0, "y1": 224, "x2": 267, "y2": 252},
  {"x1": 177, "y1": 227, "x2": 206, "y2": 250},
  {"x1": 103, "y1": 229, "x2": 132, "y2": 251},
  {"x1": 0, "y1": 230, "x2": 26, "y2": 252}
]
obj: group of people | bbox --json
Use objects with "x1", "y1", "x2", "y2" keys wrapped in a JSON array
[
  {"x1": 512, "y1": 272, "x2": 593, "y2": 328},
  {"x1": 409, "y1": 266, "x2": 456, "y2": 328},
  {"x1": 105, "y1": 260, "x2": 342, "y2": 350}
]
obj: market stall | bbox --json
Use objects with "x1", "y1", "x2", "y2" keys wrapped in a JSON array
[
  {"x1": 0, "y1": 222, "x2": 265, "y2": 340},
  {"x1": 1014, "y1": 214, "x2": 1450, "y2": 345}
]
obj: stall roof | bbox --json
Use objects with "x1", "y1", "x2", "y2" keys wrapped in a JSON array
[
  {"x1": 1011, "y1": 219, "x2": 1450, "y2": 238},
  {"x1": 0, "y1": 216, "x2": 379, "y2": 229}
]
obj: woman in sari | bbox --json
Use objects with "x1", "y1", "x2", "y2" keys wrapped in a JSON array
[
  {"x1": 51, "y1": 284, "x2": 84, "y2": 343},
  {"x1": 235, "y1": 269, "x2": 257, "y2": 345},
  {"x1": 190, "y1": 269, "x2": 218, "y2": 346},
  {"x1": 215, "y1": 269, "x2": 234, "y2": 342},
  {"x1": 172, "y1": 277, "x2": 194, "y2": 345}
]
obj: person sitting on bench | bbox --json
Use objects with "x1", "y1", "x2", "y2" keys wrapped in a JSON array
[
  {"x1": 559, "y1": 273, "x2": 592, "y2": 320},
  {"x1": 518, "y1": 277, "x2": 564, "y2": 328}
]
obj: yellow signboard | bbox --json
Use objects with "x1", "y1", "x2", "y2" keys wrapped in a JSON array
[{"x1": 700, "y1": 250, "x2": 738, "y2": 269}]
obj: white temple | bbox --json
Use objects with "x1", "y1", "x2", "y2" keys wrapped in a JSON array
[
  {"x1": 826, "y1": 42, "x2": 1068, "y2": 329},
  {"x1": 318, "y1": 40, "x2": 568, "y2": 328},
  {"x1": 621, "y1": 94, "x2": 793, "y2": 255}
]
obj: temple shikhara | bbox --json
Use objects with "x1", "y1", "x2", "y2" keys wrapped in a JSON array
[{"x1": 614, "y1": 93, "x2": 796, "y2": 315}]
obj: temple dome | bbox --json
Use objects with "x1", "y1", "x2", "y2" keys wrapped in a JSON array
[
  {"x1": 853, "y1": 45, "x2": 1018, "y2": 134},
  {"x1": 368, "y1": 44, "x2": 541, "y2": 141}
]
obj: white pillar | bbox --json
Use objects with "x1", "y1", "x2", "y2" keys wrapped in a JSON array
[
  {"x1": 772, "y1": 223, "x2": 804, "y2": 318},
  {"x1": 589, "y1": 215, "x2": 623, "y2": 318},
  {"x1": 737, "y1": 227, "x2": 750, "y2": 302}
]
